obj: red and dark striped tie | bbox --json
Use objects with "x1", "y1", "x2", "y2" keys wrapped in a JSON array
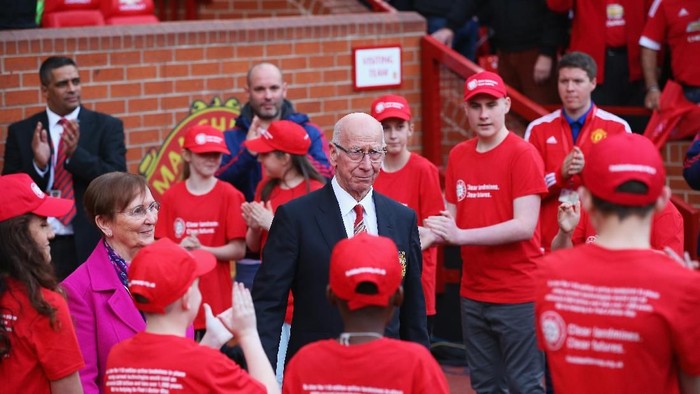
[
  {"x1": 54, "y1": 118, "x2": 76, "y2": 225},
  {"x1": 353, "y1": 204, "x2": 367, "y2": 236}
]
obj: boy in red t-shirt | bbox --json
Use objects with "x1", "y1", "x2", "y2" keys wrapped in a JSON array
[
  {"x1": 370, "y1": 94, "x2": 445, "y2": 328},
  {"x1": 103, "y1": 238, "x2": 279, "y2": 394},
  {"x1": 425, "y1": 71, "x2": 547, "y2": 393},
  {"x1": 535, "y1": 133, "x2": 700, "y2": 393},
  {"x1": 282, "y1": 233, "x2": 449, "y2": 394}
]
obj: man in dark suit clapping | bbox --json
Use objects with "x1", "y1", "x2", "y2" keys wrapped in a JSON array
[
  {"x1": 252, "y1": 112, "x2": 429, "y2": 374},
  {"x1": 3, "y1": 56, "x2": 126, "y2": 280}
]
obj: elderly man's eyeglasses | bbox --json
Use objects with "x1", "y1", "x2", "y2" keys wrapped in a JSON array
[
  {"x1": 118, "y1": 201, "x2": 160, "y2": 219},
  {"x1": 333, "y1": 143, "x2": 386, "y2": 163}
]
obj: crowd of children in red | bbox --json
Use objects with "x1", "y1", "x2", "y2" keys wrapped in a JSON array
[{"x1": 2, "y1": 3, "x2": 700, "y2": 387}]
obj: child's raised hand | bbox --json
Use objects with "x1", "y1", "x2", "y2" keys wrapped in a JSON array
[
  {"x1": 241, "y1": 202, "x2": 257, "y2": 227},
  {"x1": 179, "y1": 234, "x2": 201, "y2": 250},
  {"x1": 225, "y1": 282, "x2": 257, "y2": 340},
  {"x1": 557, "y1": 201, "x2": 580, "y2": 234},
  {"x1": 199, "y1": 303, "x2": 234, "y2": 349},
  {"x1": 247, "y1": 201, "x2": 274, "y2": 231}
]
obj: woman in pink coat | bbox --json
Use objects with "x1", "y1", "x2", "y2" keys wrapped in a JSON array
[{"x1": 62, "y1": 172, "x2": 159, "y2": 393}]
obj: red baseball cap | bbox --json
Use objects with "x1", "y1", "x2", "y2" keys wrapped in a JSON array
[
  {"x1": 244, "y1": 120, "x2": 311, "y2": 155},
  {"x1": 183, "y1": 124, "x2": 230, "y2": 155},
  {"x1": 582, "y1": 133, "x2": 665, "y2": 206},
  {"x1": 464, "y1": 71, "x2": 507, "y2": 101},
  {"x1": 0, "y1": 173, "x2": 73, "y2": 222},
  {"x1": 128, "y1": 238, "x2": 216, "y2": 314},
  {"x1": 329, "y1": 233, "x2": 402, "y2": 311},
  {"x1": 370, "y1": 94, "x2": 412, "y2": 122}
]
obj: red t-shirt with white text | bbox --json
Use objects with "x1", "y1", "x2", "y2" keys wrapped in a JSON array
[
  {"x1": 156, "y1": 180, "x2": 246, "y2": 329},
  {"x1": 283, "y1": 337, "x2": 449, "y2": 394},
  {"x1": 0, "y1": 279, "x2": 84, "y2": 393},
  {"x1": 535, "y1": 244, "x2": 700, "y2": 393},
  {"x1": 445, "y1": 133, "x2": 547, "y2": 303},
  {"x1": 374, "y1": 153, "x2": 445, "y2": 315},
  {"x1": 104, "y1": 332, "x2": 265, "y2": 393}
]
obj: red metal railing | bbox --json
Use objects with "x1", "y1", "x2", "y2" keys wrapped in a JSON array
[
  {"x1": 363, "y1": 0, "x2": 395, "y2": 13},
  {"x1": 420, "y1": 35, "x2": 549, "y2": 167}
]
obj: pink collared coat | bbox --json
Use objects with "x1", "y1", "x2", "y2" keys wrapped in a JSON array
[{"x1": 62, "y1": 241, "x2": 145, "y2": 394}]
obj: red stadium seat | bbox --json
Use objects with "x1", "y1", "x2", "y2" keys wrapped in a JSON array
[
  {"x1": 42, "y1": 0, "x2": 105, "y2": 28},
  {"x1": 43, "y1": 10, "x2": 105, "y2": 27},
  {"x1": 101, "y1": 0, "x2": 159, "y2": 25}
]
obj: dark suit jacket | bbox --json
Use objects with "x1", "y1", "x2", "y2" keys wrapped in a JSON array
[
  {"x1": 252, "y1": 183, "x2": 429, "y2": 368},
  {"x1": 2, "y1": 107, "x2": 127, "y2": 263}
]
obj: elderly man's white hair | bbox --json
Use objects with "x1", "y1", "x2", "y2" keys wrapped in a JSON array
[{"x1": 332, "y1": 112, "x2": 385, "y2": 145}]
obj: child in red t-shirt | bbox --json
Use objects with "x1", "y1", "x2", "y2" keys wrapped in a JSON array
[
  {"x1": 241, "y1": 120, "x2": 326, "y2": 383},
  {"x1": 156, "y1": 124, "x2": 247, "y2": 334},
  {"x1": 535, "y1": 133, "x2": 700, "y2": 393},
  {"x1": 282, "y1": 233, "x2": 449, "y2": 393},
  {"x1": 370, "y1": 94, "x2": 445, "y2": 326},
  {"x1": 103, "y1": 238, "x2": 279, "y2": 393},
  {"x1": 0, "y1": 174, "x2": 84, "y2": 393},
  {"x1": 424, "y1": 71, "x2": 547, "y2": 393}
]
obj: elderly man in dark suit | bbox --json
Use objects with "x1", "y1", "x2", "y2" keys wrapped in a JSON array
[
  {"x1": 3, "y1": 56, "x2": 126, "y2": 280},
  {"x1": 252, "y1": 112, "x2": 429, "y2": 373}
]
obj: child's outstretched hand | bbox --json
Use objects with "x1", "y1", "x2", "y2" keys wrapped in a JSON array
[
  {"x1": 222, "y1": 282, "x2": 258, "y2": 340},
  {"x1": 557, "y1": 201, "x2": 581, "y2": 234},
  {"x1": 199, "y1": 303, "x2": 234, "y2": 349}
]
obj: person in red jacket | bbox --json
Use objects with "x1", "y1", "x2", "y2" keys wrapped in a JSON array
[
  {"x1": 547, "y1": 0, "x2": 651, "y2": 113},
  {"x1": 525, "y1": 51, "x2": 630, "y2": 251}
]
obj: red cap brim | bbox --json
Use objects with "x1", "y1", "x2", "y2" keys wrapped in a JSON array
[
  {"x1": 244, "y1": 138, "x2": 277, "y2": 153},
  {"x1": 186, "y1": 144, "x2": 230, "y2": 155},
  {"x1": 190, "y1": 249, "x2": 217, "y2": 277},
  {"x1": 374, "y1": 108, "x2": 411, "y2": 122},
  {"x1": 32, "y1": 196, "x2": 74, "y2": 218},
  {"x1": 464, "y1": 88, "x2": 507, "y2": 102}
]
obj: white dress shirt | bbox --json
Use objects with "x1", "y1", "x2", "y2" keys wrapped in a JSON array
[
  {"x1": 331, "y1": 177, "x2": 378, "y2": 237},
  {"x1": 33, "y1": 107, "x2": 80, "y2": 235}
]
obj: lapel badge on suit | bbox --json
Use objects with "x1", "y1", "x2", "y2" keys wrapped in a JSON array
[{"x1": 398, "y1": 251, "x2": 407, "y2": 278}]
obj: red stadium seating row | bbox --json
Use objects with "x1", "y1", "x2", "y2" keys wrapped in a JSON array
[{"x1": 42, "y1": 0, "x2": 159, "y2": 28}]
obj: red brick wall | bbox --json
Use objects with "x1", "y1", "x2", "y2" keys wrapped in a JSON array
[{"x1": 0, "y1": 12, "x2": 426, "y2": 174}]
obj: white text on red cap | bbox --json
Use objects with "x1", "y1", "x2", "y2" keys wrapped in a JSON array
[
  {"x1": 467, "y1": 78, "x2": 501, "y2": 91},
  {"x1": 194, "y1": 133, "x2": 224, "y2": 145},
  {"x1": 130, "y1": 279, "x2": 156, "y2": 288},
  {"x1": 346, "y1": 267, "x2": 387, "y2": 277},
  {"x1": 608, "y1": 164, "x2": 657, "y2": 175},
  {"x1": 374, "y1": 102, "x2": 405, "y2": 113}
]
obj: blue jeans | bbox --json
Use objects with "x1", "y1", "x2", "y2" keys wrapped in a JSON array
[{"x1": 460, "y1": 297, "x2": 545, "y2": 393}]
